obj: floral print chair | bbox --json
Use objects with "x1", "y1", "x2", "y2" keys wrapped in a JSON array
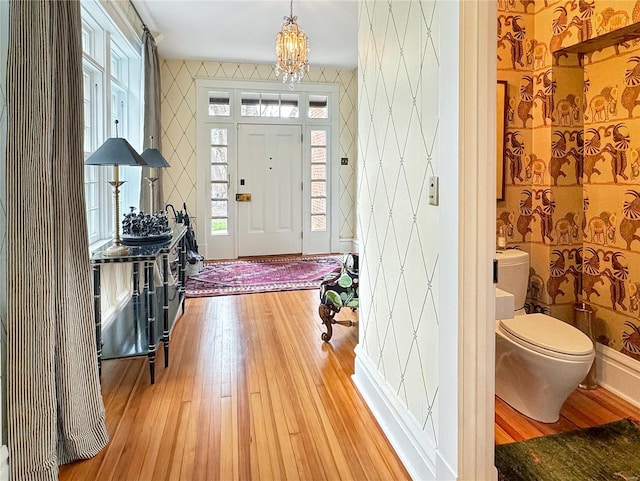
[{"x1": 319, "y1": 253, "x2": 359, "y2": 341}]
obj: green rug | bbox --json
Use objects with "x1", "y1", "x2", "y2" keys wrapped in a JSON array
[{"x1": 496, "y1": 418, "x2": 640, "y2": 481}]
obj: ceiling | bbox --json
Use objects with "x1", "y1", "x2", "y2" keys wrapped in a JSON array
[{"x1": 131, "y1": 0, "x2": 358, "y2": 69}]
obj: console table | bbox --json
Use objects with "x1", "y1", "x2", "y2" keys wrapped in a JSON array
[{"x1": 91, "y1": 223, "x2": 188, "y2": 384}]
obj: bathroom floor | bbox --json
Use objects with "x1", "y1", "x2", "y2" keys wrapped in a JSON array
[{"x1": 495, "y1": 386, "x2": 640, "y2": 444}]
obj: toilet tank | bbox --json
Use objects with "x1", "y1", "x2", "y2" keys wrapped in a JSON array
[{"x1": 495, "y1": 250, "x2": 530, "y2": 311}]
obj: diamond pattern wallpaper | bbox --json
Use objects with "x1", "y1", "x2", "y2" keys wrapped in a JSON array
[
  {"x1": 160, "y1": 60, "x2": 357, "y2": 242},
  {"x1": 358, "y1": 0, "x2": 441, "y2": 444}
]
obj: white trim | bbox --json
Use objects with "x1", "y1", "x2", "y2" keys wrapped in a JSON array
[
  {"x1": 97, "y1": 0, "x2": 143, "y2": 51},
  {"x1": 352, "y1": 238, "x2": 361, "y2": 254},
  {"x1": 0, "y1": 445, "x2": 7, "y2": 481},
  {"x1": 458, "y1": 1, "x2": 498, "y2": 480},
  {"x1": 439, "y1": 0, "x2": 462, "y2": 475},
  {"x1": 338, "y1": 238, "x2": 356, "y2": 254},
  {"x1": 596, "y1": 343, "x2": 640, "y2": 409},
  {"x1": 196, "y1": 78, "x2": 339, "y2": 96},
  {"x1": 353, "y1": 347, "x2": 455, "y2": 481},
  {"x1": 304, "y1": 124, "x2": 332, "y2": 254},
  {"x1": 196, "y1": 119, "x2": 237, "y2": 260}
]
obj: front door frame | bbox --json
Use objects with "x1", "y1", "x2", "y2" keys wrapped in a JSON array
[{"x1": 196, "y1": 79, "x2": 340, "y2": 260}]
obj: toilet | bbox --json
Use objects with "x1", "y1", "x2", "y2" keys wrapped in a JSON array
[{"x1": 495, "y1": 249, "x2": 595, "y2": 423}]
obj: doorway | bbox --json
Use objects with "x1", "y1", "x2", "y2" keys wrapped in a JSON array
[
  {"x1": 196, "y1": 79, "x2": 339, "y2": 260},
  {"x1": 237, "y1": 123, "x2": 302, "y2": 256}
]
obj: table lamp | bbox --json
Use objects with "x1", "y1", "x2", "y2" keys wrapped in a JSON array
[
  {"x1": 141, "y1": 136, "x2": 171, "y2": 214},
  {"x1": 85, "y1": 120, "x2": 148, "y2": 256}
]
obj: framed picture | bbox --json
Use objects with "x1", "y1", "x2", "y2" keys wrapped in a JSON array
[{"x1": 497, "y1": 80, "x2": 507, "y2": 201}]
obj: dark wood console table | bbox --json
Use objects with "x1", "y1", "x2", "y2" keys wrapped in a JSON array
[{"x1": 90, "y1": 223, "x2": 188, "y2": 384}]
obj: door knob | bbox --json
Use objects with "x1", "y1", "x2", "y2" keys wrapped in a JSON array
[{"x1": 236, "y1": 193, "x2": 252, "y2": 202}]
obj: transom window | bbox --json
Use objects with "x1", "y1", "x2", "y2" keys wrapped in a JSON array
[
  {"x1": 209, "y1": 92, "x2": 230, "y2": 116},
  {"x1": 308, "y1": 95, "x2": 328, "y2": 119},
  {"x1": 240, "y1": 92, "x2": 299, "y2": 118}
]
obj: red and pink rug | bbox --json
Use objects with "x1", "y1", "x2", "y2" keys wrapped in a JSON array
[{"x1": 185, "y1": 255, "x2": 343, "y2": 298}]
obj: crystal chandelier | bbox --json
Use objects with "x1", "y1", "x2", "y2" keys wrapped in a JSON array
[{"x1": 275, "y1": 0, "x2": 309, "y2": 87}]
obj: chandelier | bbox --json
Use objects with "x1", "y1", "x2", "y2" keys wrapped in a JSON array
[{"x1": 275, "y1": 0, "x2": 309, "y2": 87}]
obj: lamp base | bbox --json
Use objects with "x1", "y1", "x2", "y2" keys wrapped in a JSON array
[{"x1": 104, "y1": 243, "x2": 130, "y2": 257}]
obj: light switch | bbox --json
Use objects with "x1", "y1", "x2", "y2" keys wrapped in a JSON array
[{"x1": 428, "y1": 176, "x2": 439, "y2": 206}]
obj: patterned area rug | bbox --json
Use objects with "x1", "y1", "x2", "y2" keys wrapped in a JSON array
[
  {"x1": 185, "y1": 255, "x2": 342, "y2": 298},
  {"x1": 495, "y1": 418, "x2": 640, "y2": 481}
]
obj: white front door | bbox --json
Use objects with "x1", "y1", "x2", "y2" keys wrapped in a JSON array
[{"x1": 237, "y1": 124, "x2": 302, "y2": 256}]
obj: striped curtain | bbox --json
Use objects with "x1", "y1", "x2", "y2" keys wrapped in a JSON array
[
  {"x1": 140, "y1": 27, "x2": 164, "y2": 213},
  {"x1": 6, "y1": 1, "x2": 109, "y2": 479}
]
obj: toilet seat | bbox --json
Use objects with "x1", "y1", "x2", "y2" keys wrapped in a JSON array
[{"x1": 498, "y1": 314, "x2": 594, "y2": 361}]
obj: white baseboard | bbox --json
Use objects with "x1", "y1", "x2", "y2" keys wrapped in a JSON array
[
  {"x1": 352, "y1": 346, "x2": 455, "y2": 481},
  {"x1": 338, "y1": 238, "x2": 357, "y2": 254},
  {"x1": 0, "y1": 445, "x2": 8, "y2": 481},
  {"x1": 596, "y1": 344, "x2": 640, "y2": 409}
]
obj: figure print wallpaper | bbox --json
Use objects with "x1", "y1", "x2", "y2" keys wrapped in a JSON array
[{"x1": 497, "y1": 0, "x2": 640, "y2": 361}]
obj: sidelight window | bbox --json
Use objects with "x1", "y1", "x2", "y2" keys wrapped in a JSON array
[
  {"x1": 210, "y1": 128, "x2": 229, "y2": 234},
  {"x1": 310, "y1": 130, "x2": 327, "y2": 231}
]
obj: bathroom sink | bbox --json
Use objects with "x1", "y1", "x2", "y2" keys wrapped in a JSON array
[{"x1": 496, "y1": 288, "x2": 514, "y2": 320}]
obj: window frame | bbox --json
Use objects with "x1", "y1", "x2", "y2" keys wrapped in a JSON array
[
  {"x1": 309, "y1": 129, "x2": 328, "y2": 232},
  {"x1": 81, "y1": 1, "x2": 143, "y2": 250},
  {"x1": 209, "y1": 126, "x2": 231, "y2": 235}
]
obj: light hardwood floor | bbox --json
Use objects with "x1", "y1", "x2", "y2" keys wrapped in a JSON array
[
  {"x1": 58, "y1": 288, "x2": 640, "y2": 480},
  {"x1": 59, "y1": 290, "x2": 411, "y2": 481},
  {"x1": 495, "y1": 382, "x2": 640, "y2": 445}
]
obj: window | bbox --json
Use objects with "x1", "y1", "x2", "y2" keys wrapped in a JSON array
[
  {"x1": 82, "y1": 44, "x2": 105, "y2": 245},
  {"x1": 308, "y1": 95, "x2": 328, "y2": 119},
  {"x1": 240, "y1": 92, "x2": 299, "y2": 118},
  {"x1": 81, "y1": 1, "x2": 142, "y2": 247},
  {"x1": 210, "y1": 128, "x2": 229, "y2": 234},
  {"x1": 209, "y1": 91, "x2": 230, "y2": 116},
  {"x1": 310, "y1": 130, "x2": 327, "y2": 231}
]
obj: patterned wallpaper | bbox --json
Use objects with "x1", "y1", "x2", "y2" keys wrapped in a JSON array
[
  {"x1": 358, "y1": 0, "x2": 441, "y2": 443},
  {"x1": 159, "y1": 60, "x2": 358, "y2": 242},
  {"x1": 497, "y1": 0, "x2": 640, "y2": 361}
]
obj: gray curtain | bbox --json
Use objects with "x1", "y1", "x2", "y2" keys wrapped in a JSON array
[
  {"x1": 7, "y1": 1, "x2": 109, "y2": 479},
  {"x1": 140, "y1": 27, "x2": 164, "y2": 213}
]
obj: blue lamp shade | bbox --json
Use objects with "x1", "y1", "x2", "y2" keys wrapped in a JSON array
[
  {"x1": 141, "y1": 148, "x2": 171, "y2": 168},
  {"x1": 84, "y1": 138, "x2": 148, "y2": 166}
]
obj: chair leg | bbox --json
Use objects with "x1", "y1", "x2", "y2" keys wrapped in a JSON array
[
  {"x1": 319, "y1": 303, "x2": 336, "y2": 342},
  {"x1": 319, "y1": 304, "x2": 358, "y2": 342}
]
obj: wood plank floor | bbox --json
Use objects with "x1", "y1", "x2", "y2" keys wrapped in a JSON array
[
  {"x1": 58, "y1": 287, "x2": 640, "y2": 480},
  {"x1": 59, "y1": 290, "x2": 411, "y2": 481},
  {"x1": 495, "y1": 385, "x2": 640, "y2": 445}
]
